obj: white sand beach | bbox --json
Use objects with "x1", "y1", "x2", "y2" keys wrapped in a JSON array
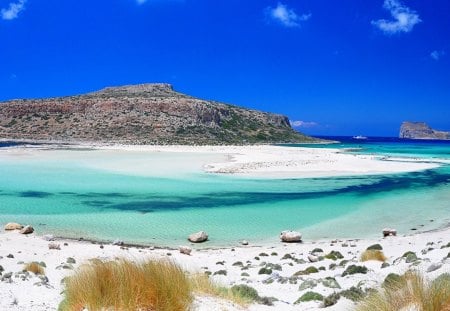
[{"x1": 0, "y1": 227, "x2": 449, "y2": 310}]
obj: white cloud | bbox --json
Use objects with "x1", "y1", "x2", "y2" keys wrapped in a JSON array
[
  {"x1": 290, "y1": 120, "x2": 318, "y2": 128},
  {"x1": 371, "y1": 0, "x2": 421, "y2": 34},
  {"x1": 430, "y1": 50, "x2": 445, "y2": 61},
  {"x1": 267, "y1": 2, "x2": 311, "y2": 28},
  {"x1": 1, "y1": 0, "x2": 26, "y2": 20}
]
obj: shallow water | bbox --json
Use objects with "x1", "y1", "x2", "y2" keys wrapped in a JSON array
[{"x1": 0, "y1": 138, "x2": 449, "y2": 247}]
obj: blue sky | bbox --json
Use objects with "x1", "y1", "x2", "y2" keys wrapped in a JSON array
[{"x1": 1, "y1": 0, "x2": 449, "y2": 136}]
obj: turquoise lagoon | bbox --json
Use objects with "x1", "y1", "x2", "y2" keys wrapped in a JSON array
[{"x1": 0, "y1": 138, "x2": 449, "y2": 247}]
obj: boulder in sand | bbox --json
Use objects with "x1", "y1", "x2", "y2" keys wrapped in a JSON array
[
  {"x1": 188, "y1": 231, "x2": 208, "y2": 243},
  {"x1": 4, "y1": 223, "x2": 23, "y2": 231},
  {"x1": 19, "y1": 225, "x2": 34, "y2": 234},
  {"x1": 280, "y1": 230, "x2": 302, "y2": 243}
]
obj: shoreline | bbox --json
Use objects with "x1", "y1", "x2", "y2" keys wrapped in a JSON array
[{"x1": 0, "y1": 142, "x2": 442, "y2": 179}]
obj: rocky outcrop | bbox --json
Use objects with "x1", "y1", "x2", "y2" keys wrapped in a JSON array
[
  {"x1": 399, "y1": 122, "x2": 450, "y2": 140},
  {"x1": 0, "y1": 83, "x2": 317, "y2": 145}
]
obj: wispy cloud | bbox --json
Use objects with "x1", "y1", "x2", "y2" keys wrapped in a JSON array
[
  {"x1": 430, "y1": 50, "x2": 445, "y2": 61},
  {"x1": 1, "y1": 0, "x2": 26, "y2": 20},
  {"x1": 371, "y1": 0, "x2": 421, "y2": 34},
  {"x1": 290, "y1": 120, "x2": 318, "y2": 128},
  {"x1": 136, "y1": 0, "x2": 147, "y2": 4},
  {"x1": 266, "y1": 2, "x2": 311, "y2": 28}
]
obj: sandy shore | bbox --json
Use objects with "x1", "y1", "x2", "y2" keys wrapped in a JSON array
[
  {"x1": 94, "y1": 144, "x2": 441, "y2": 178},
  {"x1": 1, "y1": 144, "x2": 440, "y2": 179},
  {"x1": 0, "y1": 227, "x2": 449, "y2": 310}
]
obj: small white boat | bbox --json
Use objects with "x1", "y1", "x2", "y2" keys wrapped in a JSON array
[{"x1": 352, "y1": 135, "x2": 368, "y2": 140}]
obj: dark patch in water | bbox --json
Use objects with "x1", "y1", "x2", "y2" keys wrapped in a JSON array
[
  {"x1": 19, "y1": 191, "x2": 53, "y2": 198},
  {"x1": 98, "y1": 168, "x2": 450, "y2": 213},
  {"x1": 81, "y1": 200, "x2": 112, "y2": 207},
  {"x1": 75, "y1": 192, "x2": 131, "y2": 199}
]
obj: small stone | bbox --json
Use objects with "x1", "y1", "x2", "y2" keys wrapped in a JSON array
[
  {"x1": 426, "y1": 262, "x2": 442, "y2": 273},
  {"x1": 48, "y1": 243, "x2": 61, "y2": 250},
  {"x1": 66, "y1": 257, "x2": 76, "y2": 264},
  {"x1": 241, "y1": 240, "x2": 249, "y2": 246},
  {"x1": 19, "y1": 225, "x2": 34, "y2": 235},
  {"x1": 179, "y1": 246, "x2": 192, "y2": 255},
  {"x1": 42, "y1": 234, "x2": 55, "y2": 241},
  {"x1": 112, "y1": 239, "x2": 124, "y2": 246},
  {"x1": 2, "y1": 272, "x2": 13, "y2": 280},
  {"x1": 7, "y1": 254, "x2": 14, "y2": 258},
  {"x1": 308, "y1": 254, "x2": 319, "y2": 262}
]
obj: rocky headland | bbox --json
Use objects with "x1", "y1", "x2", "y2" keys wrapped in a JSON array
[
  {"x1": 0, "y1": 83, "x2": 315, "y2": 145},
  {"x1": 399, "y1": 121, "x2": 450, "y2": 140}
]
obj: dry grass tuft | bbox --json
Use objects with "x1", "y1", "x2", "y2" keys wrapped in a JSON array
[
  {"x1": 360, "y1": 249, "x2": 387, "y2": 262},
  {"x1": 190, "y1": 274, "x2": 257, "y2": 305},
  {"x1": 24, "y1": 262, "x2": 45, "y2": 275},
  {"x1": 59, "y1": 258, "x2": 192, "y2": 311},
  {"x1": 355, "y1": 271, "x2": 450, "y2": 311}
]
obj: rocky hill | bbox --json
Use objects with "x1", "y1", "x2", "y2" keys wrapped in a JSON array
[
  {"x1": 399, "y1": 121, "x2": 450, "y2": 140},
  {"x1": 0, "y1": 83, "x2": 316, "y2": 145}
]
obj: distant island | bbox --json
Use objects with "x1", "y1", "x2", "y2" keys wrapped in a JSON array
[
  {"x1": 399, "y1": 121, "x2": 450, "y2": 140},
  {"x1": 0, "y1": 83, "x2": 317, "y2": 145}
]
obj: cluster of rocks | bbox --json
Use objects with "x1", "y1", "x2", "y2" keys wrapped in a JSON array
[{"x1": 4, "y1": 223, "x2": 34, "y2": 235}]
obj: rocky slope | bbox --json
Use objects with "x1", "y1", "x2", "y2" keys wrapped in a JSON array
[
  {"x1": 399, "y1": 121, "x2": 450, "y2": 140},
  {"x1": 0, "y1": 83, "x2": 315, "y2": 145}
]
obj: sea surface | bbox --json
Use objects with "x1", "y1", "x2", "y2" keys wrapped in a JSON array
[{"x1": 0, "y1": 137, "x2": 449, "y2": 247}]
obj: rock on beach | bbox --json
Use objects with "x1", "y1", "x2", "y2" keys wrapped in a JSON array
[
  {"x1": 280, "y1": 230, "x2": 302, "y2": 243},
  {"x1": 188, "y1": 231, "x2": 208, "y2": 243},
  {"x1": 4, "y1": 223, "x2": 23, "y2": 231},
  {"x1": 19, "y1": 225, "x2": 34, "y2": 235}
]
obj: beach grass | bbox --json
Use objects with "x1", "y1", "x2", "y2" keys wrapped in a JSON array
[
  {"x1": 24, "y1": 262, "x2": 45, "y2": 275},
  {"x1": 360, "y1": 249, "x2": 387, "y2": 262},
  {"x1": 355, "y1": 271, "x2": 450, "y2": 311},
  {"x1": 59, "y1": 258, "x2": 192, "y2": 311},
  {"x1": 190, "y1": 273, "x2": 259, "y2": 305}
]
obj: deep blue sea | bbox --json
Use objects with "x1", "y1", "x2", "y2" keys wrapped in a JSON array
[{"x1": 0, "y1": 137, "x2": 449, "y2": 246}]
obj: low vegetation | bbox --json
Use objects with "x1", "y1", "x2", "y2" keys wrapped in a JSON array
[
  {"x1": 59, "y1": 258, "x2": 266, "y2": 311},
  {"x1": 24, "y1": 262, "x2": 45, "y2": 275},
  {"x1": 360, "y1": 249, "x2": 387, "y2": 262},
  {"x1": 191, "y1": 274, "x2": 261, "y2": 305},
  {"x1": 355, "y1": 271, "x2": 450, "y2": 311},
  {"x1": 59, "y1": 258, "x2": 191, "y2": 311}
]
